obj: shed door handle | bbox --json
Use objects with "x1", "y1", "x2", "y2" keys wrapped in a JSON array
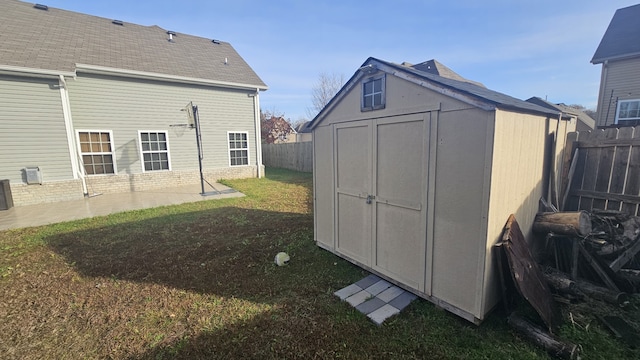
[{"x1": 366, "y1": 195, "x2": 375, "y2": 204}]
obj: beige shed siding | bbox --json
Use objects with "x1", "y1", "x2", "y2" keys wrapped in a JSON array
[
  {"x1": 431, "y1": 107, "x2": 492, "y2": 316},
  {"x1": 596, "y1": 58, "x2": 640, "y2": 127},
  {"x1": 0, "y1": 75, "x2": 72, "y2": 184},
  {"x1": 313, "y1": 125, "x2": 334, "y2": 249},
  {"x1": 482, "y1": 110, "x2": 550, "y2": 315},
  {"x1": 66, "y1": 74, "x2": 257, "y2": 175},
  {"x1": 320, "y1": 73, "x2": 449, "y2": 124}
]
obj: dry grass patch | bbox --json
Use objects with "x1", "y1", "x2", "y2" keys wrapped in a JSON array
[{"x1": 1, "y1": 168, "x2": 637, "y2": 359}]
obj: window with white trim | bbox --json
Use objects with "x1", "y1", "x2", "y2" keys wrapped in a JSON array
[
  {"x1": 361, "y1": 74, "x2": 386, "y2": 111},
  {"x1": 139, "y1": 131, "x2": 170, "y2": 171},
  {"x1": 228, "y1": 132, "x2": 249, "y2": 166},
  {"x1": 616, "y1": 99, "x2": 640, "y2": 123},
  {"x1": 78, "y1": 131, "x2": 115, "y2": 175}
]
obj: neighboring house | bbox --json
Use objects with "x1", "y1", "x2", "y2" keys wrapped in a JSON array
[
  {"x1": 309, "y1": 57, "x2": 575, "y2": 324},
  {"x1": 592, "y1": 4, "x2": 640, "y2": 127},
  {"x1": 0, "y1": 1, "x2": 267, "y2": 206},
  {"x1": 526, "y1": 97, "x2": 596, "y2": 131},
  {"x1": 261, "y1": 116, "x2": 297, "y2": 144},
  {"x1": 293, "y1": 121, "x2": 313, "y2": 142}
]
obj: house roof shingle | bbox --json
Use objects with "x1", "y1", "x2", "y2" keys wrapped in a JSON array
[
  {"x1": 0, "y1": 1, "x2": 267, "y2": 89},
  {"x1": 401, "y1": 60, "x2": 486, "y2": 88},
  {"x1": 376, "y1": 58, "x2": 563, "y2": 117},
  {"x1": 591, "y1": 4, "x2": 640, "y2": 64}
]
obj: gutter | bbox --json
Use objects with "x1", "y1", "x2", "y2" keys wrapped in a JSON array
[
  {"x1": 0, "y1": 65, "x2": 75, "y2": 79},
  {"x1": 75, "y1": 63, "x2": 268, "y2": 91}
]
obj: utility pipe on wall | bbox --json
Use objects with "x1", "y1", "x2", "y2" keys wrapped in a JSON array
[{"x1": 58, "y1": 75, "x2": 88, "y2": 195}]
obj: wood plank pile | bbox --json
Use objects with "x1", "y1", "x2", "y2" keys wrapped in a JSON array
[
  {"x1": 497, "y1": 211, "x2": 640, "y2": 358},
  {"x1": 537, "y1": 210, "x2": 640, "y2": 294}
]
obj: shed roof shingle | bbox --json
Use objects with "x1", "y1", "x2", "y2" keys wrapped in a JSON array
[
  {"x1": 591, "y1": 4, "x2": 640, "y2": 64},
  {"x1": 525, "y1": 97, "x2": 596, "y2": 129},
  {"x1": 0, "y1": 1, "x2": 266, "y2": 88},
  {"x1": 376, "y1": 58, "x2": 562, "y2": 117},
  {"x1": 311, "y1": 57, "x2": 566, "y2": 128}
]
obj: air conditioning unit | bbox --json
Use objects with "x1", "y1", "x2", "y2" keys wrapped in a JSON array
[{"x1": 24, "y1": 167, "x2": 42, "y2": 185}]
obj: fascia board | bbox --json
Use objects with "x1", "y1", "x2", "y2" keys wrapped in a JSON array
[{"x1": 75, "y1": 63, "x2": 268, "y2": 91}]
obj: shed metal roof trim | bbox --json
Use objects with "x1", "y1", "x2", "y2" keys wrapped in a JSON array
[{"x1": 0, "y1": 0, "x2": 267, "y2": 90}]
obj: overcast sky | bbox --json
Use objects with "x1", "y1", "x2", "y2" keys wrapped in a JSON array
[{"x1": 40, "y1": 0, "x2": 638, "y2": 122}]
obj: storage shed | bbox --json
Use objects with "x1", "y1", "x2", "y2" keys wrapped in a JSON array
[{"x1": 309, "y1": 58, "x2": 576, "y2": 323}]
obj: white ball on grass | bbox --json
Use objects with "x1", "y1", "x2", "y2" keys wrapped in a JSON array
[{"x1": 274, "y1": 252, "x2": 290, "y2": 266}]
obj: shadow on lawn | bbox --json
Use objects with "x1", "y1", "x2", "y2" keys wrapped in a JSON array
[
  {"x1": 45, "y1": 206, "x2": 318, "y2": 302},
  {"x1": 130, "y1": 303, "x2": 413, "y2": 360}
]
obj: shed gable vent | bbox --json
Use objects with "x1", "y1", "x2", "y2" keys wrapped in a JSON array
[
  {"x1": 112, "y1": 19, "x2": 124, "y2": 26},
  {"x1": 34, "y1": 3, "x2": 48, "y2": 10}
]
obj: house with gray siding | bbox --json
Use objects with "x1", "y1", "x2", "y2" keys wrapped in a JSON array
[
  {"x1": 592, "y1": 3, "x2": 640, "y2": 127},
  {"x1": 0, "y1": 1, "x2": 267, "y2": 206}
]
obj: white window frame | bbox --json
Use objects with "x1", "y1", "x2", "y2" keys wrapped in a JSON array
[
  {"x1": 227, "y1": 131, "x2": 250, "y2": 167},
  {"x1": 361, "y1": 74, "x2": 386, "y2": 111},
  {"x1": 138, "y1": 130, "x2": 172, "y2": 172},
  {"x1": 76, "y1": 129, "x2": 117, "y2": 176},
  {"x1": 615, "y1": 99, "x2": 640, "y2": 124}
]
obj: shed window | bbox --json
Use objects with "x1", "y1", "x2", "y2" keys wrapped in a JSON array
[
  {"x1": 361, "y1": 74, "x2": 385, "y2": 111},
  {"x1": 78, "y1": 131, "x2": 115, "y2": 175},
  {"x1": 616, "y1": 99, "x2": 640, "y2": 123},
  {"x1": 139, "y1": 131, "x2": 170, "y2": 171},
  {"x1": 228, "y1": 132, "x2": 249, "y2": 166}
]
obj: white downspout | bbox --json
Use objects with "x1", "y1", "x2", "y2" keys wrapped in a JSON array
[
  {"x1": 598, "y1": 60, "x2": 609, "y2": 126},
  {"x1": 58, "y1": 75, "x2": 88, "y2": 195},
  {"x1": 252, "y1": 88, "x2": 263, "y2": 178}
]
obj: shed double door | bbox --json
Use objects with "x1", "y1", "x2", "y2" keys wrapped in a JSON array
[{"x1": 334, "y1": 114, "x2": 429, "y2": 291}]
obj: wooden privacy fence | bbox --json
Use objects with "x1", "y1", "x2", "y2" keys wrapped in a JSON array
[
  {"x1": 564, "y1": 126, "x2": 640, "y2": 215},
  {"x1": 262, "y1": 142, "x2": 313, "y2": 173}
]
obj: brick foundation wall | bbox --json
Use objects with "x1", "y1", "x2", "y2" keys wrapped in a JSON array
[
  {"x1": 8, "y1": 166, "x2": 263, "y2": 207},
  {"x1": 10, "y1": 180, "x2": 85, "y2": 206}
]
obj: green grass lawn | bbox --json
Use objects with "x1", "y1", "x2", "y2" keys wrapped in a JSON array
[{"x1": 0, "y1": 168, "x2": 637, "y2": 359}]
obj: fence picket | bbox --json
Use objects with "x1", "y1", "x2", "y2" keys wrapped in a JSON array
[
  {"x1": 262, "y1": 142, "x2": 313, "y2": 172},
  {"x1": 566, "y1": 127, "x2": 640, "y2": 216}
]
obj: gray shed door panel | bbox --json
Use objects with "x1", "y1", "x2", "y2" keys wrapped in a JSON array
[
  {"x1": 374, "y1": 118, "x2": 426, "y2": 290},
  {"x1": 334, "y1": 114, "x2": 428, "y2": 291},
  {"x1": 335, "y1": 121, "x2": 372, "y2": 265}
]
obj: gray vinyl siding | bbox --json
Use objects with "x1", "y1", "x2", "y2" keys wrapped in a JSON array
[
  {"x1": 66, "y1": 74, "x2": 257, "y2": 175},
  {"x1": 596, "y1": 58, "x2": 640, "y2": 127},
  {"x1": 0, "y1": 75, "x2": 72, "y2": 183}
]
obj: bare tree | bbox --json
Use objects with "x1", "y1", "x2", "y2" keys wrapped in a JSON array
[
  {"x1": 567, "y1": 104, "x2": 597, "y2": 119},
  {"x1": 307, "y1": 72, "x2": 345, "y2": 118}
]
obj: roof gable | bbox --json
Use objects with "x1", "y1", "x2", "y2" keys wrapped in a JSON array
[
  {"x1": 525, "y1": 97, "x2": 595, "y2": 129},
  {"x1": 403, "y1": 60, "x2": 486, "y2": 88},
  {"x1": 310, "y1": 57, "x2": 561, "y2": 129},
  {"x1": 0, "y1": 1, "x2": 266, "y2": 89},
  {"x1": 592, "y1": 4, "x2": 640, "y2": 64}
]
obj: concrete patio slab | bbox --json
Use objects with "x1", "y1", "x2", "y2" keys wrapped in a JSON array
[{"x1": 0, "y1": 183, "x2": 243, "y2": 231}]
